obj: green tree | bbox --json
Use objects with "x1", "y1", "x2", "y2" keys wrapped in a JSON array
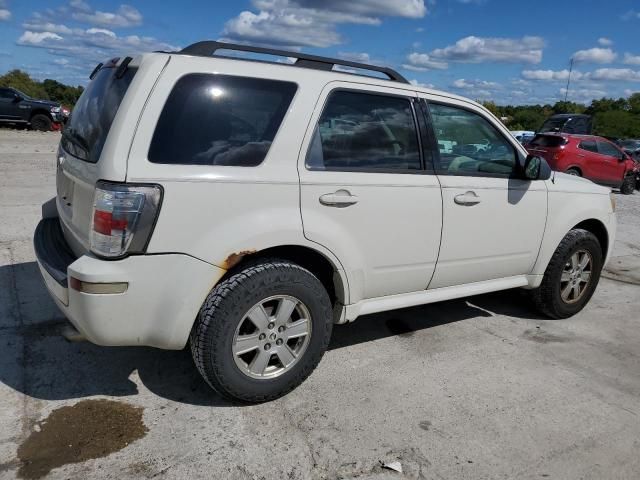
[{"x1": 0, "y1": 69, "x2": 49, "y2": 99}]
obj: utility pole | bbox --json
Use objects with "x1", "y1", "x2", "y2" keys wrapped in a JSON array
[{"x1": 564, "y1": 57, "x2": 574, "y2": 102}]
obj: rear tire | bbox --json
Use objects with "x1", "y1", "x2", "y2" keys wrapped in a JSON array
[
  {"x1": 30, "y1": 114, "x2": 52, "y2": 132},
  {"x1": 566, "y1": 168, "x2": 581, "y2": 176},
  {"x1": 621, "y1": 176, "x2": 635, "y2": 195},
  {"x1": 530, "y1": 229, "x2": 603, "y2": 319},
  {"x1": 190, "y1": 259, "x2": 333, "y2": 402}
]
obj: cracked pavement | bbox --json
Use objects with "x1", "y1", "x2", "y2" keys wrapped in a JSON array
[{"x1": 1, "y1": 128, "x2": 640, "y2": 479}]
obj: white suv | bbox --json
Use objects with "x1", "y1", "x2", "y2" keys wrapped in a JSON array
[{"x1": 34, "y1": 42, "x2": 616, "y2": 402}]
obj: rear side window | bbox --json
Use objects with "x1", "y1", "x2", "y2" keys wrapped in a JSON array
[
  {"x1": 530, "y1": 135, "x2": 567, "y2": 148},
  {"x1": 306, "y1": 90, "x2": 421, "y2": 172},
  {"x1": 62, "y1": 65, "x2": 137, "y2": 163},
  {"x1": 149, "y1": 74, "x2": 297, "y2": 166},
  {"x1": 579, "y1": 140, "x2": 597, "y2": 153}
]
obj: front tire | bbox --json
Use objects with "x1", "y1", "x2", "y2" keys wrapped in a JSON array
[
  {"x1": 530, "y1": 229, "x2": 603, "y2": 319},
  {"x1": 30, "y1": 114, "x2": 52, "y2": 131},
  {"x1": 190, "y1": 260, "x2": 333, "y2": 402},
  {"x1": 621, "y1": 175, "x2": 635, "y2": 195}
]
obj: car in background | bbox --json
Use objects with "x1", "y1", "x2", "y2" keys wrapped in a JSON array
[
  {"x1": 617, "y1": 139, "x2": 640, "y2": 161},
  {"x1": 510, "y1": 130, "x2": 535, "y2": 142},
  {"x1": 539, "y1": 114, "x2": 593, "y2": 135},
  {"x1": 527, "y1": 133, "x2": 638, "y2": 194},
  {"x1": 0, "y1": 87, "x2": 64, "y2": 131}
]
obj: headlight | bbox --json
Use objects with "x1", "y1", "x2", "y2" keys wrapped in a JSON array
[
  {"x1": 610, "y1": 192, "x2": 616, "y2": 212},
  {"x1": 50, "y1": 106, "x2": 61, "y2": 113}
]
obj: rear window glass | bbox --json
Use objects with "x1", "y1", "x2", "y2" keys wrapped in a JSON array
[
  {"x1": 61, "y1": 65, "x2": 136, "y2": 163},
  {"x1": 148, "y1": 74, "x2": 297, "y2": 166},
  {"x1": 530, "y1": 135, "x2": 567, "y2": 148}
]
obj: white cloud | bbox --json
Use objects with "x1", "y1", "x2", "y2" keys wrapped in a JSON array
[
  {"x1": 573, "y1": 47, "x2": 617, "y2": 64},
  {"x1": 621, "y1": 10, "x2": 640, "y2": 21},
  {"x1": 624, "y1": 89, "x2": 639, "y2": 96},
  {"x1": 452, "y1": 78, "x2": 499, "y2": 90},
  {"x1": 588, "y1": 68, "x2": 640, "y2": 82},
  {"x1": 403, "y1": 52, "x2": 448, "y2": 70},
  {"x1": 598, "y1": 37, "x2": 613, "y2": 46},
  {"x1": 409, "y1": 79, "x2": 435, "y2": 89},
  {"x1": 22, "y1": 22, "x2": 73, "y2": 34},
  {"x1": 223, "y1": 0, "x2": 427, "y2": 48},
  {"x1": 623, "y1": 53, "x2": 640, "y2": 66},
  {"x1": 18, "y1": 31, "x2": 63, "y2": 45},
  {"x1": 559, "y1": 87, "x2": 607, "y2": 102},
  {"x1": 522, "y1": 69, "x2": 583, "y2": 81},
  {"x1": 86, "y1": 28, "x2": 117, "y2": 37},
  {"x1": 72, "y1": 4, "x2": 142, "y2": 28},
  {"x1": 0, "y1": 8, "x2": 10, "y2": 21},
  {"x1": 428, "y1": 35, "x2": 544, "y2": 64}
]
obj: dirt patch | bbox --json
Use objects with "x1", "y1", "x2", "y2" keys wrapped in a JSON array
[
  {"x1": 17, "y1": 399, "x2": 148, "y2": 479},
  {"x1": 521, "y1": 329, "x2": 571, "y2": 344}
]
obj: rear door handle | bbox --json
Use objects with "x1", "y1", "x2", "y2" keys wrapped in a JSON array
[
  {"x1": 319, "y1": 190, "x2": 359, "y2": 207},
  {"x1": 454, "y1": 191, "x2": 481, "y2": 206}
]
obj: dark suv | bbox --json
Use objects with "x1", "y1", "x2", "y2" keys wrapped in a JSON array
[
  {"x1": 0, "y1": 87, "x2": 64, "y2": 131},
  {"x1": 539, "y1": 114, "x2": 593, "y2": 135}
]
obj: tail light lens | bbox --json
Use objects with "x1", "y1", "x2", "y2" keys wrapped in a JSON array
[{"x1": 90, "y1": 181, "x2": 162, "y2": 258}]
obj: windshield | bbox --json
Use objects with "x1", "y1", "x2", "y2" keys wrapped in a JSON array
[
  {"x1": 530, "y1": 134, "x2": 567, "y2": 147},
  {"x1": 539, "y1": 118, "x2": 567, "y2": 132},
  {"x1": 14, "y1": 89, "x2": 31, "y2": 100},
  {"x1": 61, "y1": 64, "x2": 136, "y2": 163}
]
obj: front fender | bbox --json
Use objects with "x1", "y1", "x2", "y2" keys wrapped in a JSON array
[{"x1": 530, "y1": 191, "x2": 615, "y2": 281}]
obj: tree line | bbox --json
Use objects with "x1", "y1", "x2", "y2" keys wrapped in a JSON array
[
  {"x1": 482, "y1": 94, "x2": 640, "y2": 139},
  {"x1": 2, "y1": 68, "x2": 639, "y2": 139},
  {"x1": 0, "y1": 69, "x2": 84, "y2": 107}
]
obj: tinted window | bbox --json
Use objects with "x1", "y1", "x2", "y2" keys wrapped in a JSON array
[
  {"x1": 149, "y1": 74, "x2": 296, "y2": 166},
  {"x1": 61, "y1": 65, "x2": 136, "y2": 163},
  {"x1": 0, "y1": 89, "x2": 14, "y2": 99},
  {"x1": 579, "y1": 140, "x2": 598, "y2": 153},
  {"x1": 597, "y1": 141, "x2": 622, "y2": 158},
  {"x1": 429, "y1": 103, "x2": 516, "y2": 177},
  {"x1": 530, "y1": 135, "x2": 567, "y2": 148},
  {"x1": 306, "y1": 90, "x2": 421, "y2": 171}
]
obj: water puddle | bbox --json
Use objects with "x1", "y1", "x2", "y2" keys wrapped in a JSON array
[{"x1": 17, "y1": 399, "x2": 147, "y2": 479}]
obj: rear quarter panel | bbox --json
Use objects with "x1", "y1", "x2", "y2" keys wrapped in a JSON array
[{"x1": 125, "y1": 55, "x2": 349, "y2": 291}]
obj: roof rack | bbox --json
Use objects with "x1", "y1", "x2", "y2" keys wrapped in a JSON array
[{"x1": 178, "y1": 41, "x2": 409, "y2": 84}]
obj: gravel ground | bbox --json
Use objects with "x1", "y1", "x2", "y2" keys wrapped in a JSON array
[{"x1": 1, "y1": 128, "x2": 640, "y2": 480}]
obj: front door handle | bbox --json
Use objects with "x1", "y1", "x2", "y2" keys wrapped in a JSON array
[
  {"x1": 319, "y1": 190, "x2": 359, "y2": 207},
  {"x1": 454, "y1": 191, "x2": 481, "y2": 206}
]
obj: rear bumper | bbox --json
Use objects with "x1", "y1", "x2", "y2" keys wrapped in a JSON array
[{"x1": 34, "y1": 217, "x2": 225, "y2": 349}]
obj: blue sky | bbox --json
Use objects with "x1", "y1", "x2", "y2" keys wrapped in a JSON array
[{"x1": 1, "y1": 0, "x2": 640, "y2": 105}]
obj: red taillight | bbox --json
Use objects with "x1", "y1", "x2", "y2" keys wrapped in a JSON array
[
  {"x1": 93, "y1": 210, "x2": 128, "y2": 236},
  {"x1": 90, "y1": 181, "x2": 162, "y2": 258}
]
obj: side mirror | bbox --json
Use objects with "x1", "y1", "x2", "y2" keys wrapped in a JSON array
[
  {"x1": 13, "y1": 94, "x2": 22, "y2": 102},
  {"x1": 524, "y1": 155, "x2": 552, "y2": 181}
]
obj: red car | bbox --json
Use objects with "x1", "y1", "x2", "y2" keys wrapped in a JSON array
[{"x1": 527, "y1": 133, "x2": 638, "y2": 194}]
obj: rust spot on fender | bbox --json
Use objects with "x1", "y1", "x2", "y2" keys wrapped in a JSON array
[{"x1": 222, "y1": 249, "x2": 256, "y2": 270}]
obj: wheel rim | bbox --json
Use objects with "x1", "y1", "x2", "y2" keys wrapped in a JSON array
[
  {"x1": 232, "y1": 295, "x2": 312, "y2": 380},
  {"x1": 560, "y1": 249, "x2": 593, "y2": 304},
  {"x1": 567, "y1": 170, "x2": 579, "y2": 176}
]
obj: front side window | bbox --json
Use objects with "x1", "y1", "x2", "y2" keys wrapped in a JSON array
[
  {"x1": 149, "y1": 74, "x2": 297, "y2": 166},
  {"x1": 306, "y1": 90, "x2": 421, "y2": 172},
  {"x1": 597, "y1": 141, "x2": 622, "y2": 158},
  {"x1": 428, "y1": 103, "x2": 516, "y2": 177},
  {"x1": 0, "y1": 89, "x2": 14, "y2": 99}
]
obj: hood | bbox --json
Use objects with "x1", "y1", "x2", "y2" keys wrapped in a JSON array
[
  {"x1": 28, "y1": 99, "x2": 61, "y2": 108},
  {"x1": 548, "y1": 172, "x2": 611, "y2": 195}
]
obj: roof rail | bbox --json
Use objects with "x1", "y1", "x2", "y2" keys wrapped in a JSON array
[{"x1": 178, "y1": 41, "x2": 409, "y2": 84}]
